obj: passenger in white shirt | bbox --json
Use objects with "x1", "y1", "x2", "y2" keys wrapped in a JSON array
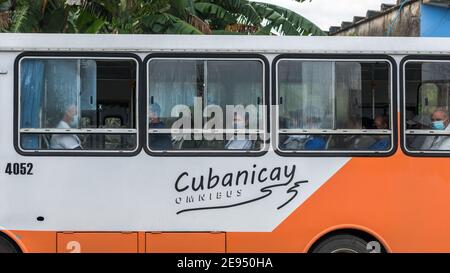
[
  {"x1": 225, "y1": 112, "x2": 254, "y2": 150},
  {"x1": 421, "y1": 109, "x2": 450, "y2": 151},
  {"x1": 50, "y1": 105, "x2": 82, "y2": 150}
]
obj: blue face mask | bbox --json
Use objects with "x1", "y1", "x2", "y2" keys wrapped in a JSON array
[{"x1": 432, "y1": 120, "x2": 446, "y2": 130}]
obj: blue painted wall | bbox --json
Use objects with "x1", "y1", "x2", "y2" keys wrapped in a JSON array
[{"x1": 421, "y1": 3, "x2": 450, "y2": 37}]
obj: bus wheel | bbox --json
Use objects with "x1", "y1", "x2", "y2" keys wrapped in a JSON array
[
  {"x1": 0, "y1": 235, "x2": 20, "y2": 253},
  {"x1": 311, "y1": 234, "x2": 373, "y2": 253}
]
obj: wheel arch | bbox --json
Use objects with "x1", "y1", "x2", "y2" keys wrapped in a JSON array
[
  {"x1": 0, "y1": 229, "x2": 27, "y2": 253},
  {"x1": 304, "y1": 224, "x2": 391, "y2": 253}
]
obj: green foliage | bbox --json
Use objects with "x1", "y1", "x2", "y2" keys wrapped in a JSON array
[
  {"x1": 1, "y1": 0, "x2": 325, "y2": 36},
  {"x1": 253, "y1": 2, "x2": 324, "y2": 35}
]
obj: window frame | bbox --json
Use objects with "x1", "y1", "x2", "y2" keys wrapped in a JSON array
[
  {"x1": 401, "y1": 55, "x2": 450, "y2": 157},
  {"x1": 143, "y1": 53, "x2": 270, "y2": 157},
  {"x1": 273, "y1": 54, "x2": 398, "y2": 157},
  {"x1": 14, "y1": 52, "x2": 142, "y2": 157}
]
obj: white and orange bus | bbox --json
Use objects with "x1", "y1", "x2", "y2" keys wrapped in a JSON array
[{"x1": 1, "y1": 34, "x2": 450, "y2": 253}]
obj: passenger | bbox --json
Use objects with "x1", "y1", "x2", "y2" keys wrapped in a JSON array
[
  {"x1": 304, "y1": 136, "x2": 326, "y2": 150},
  {"x1": 303, "y1": 116, "x2": 327, "y2": 150},
  {"x1": 337, "y1": 117, "x2": 361, "y2": 149},
  {"x1": 369, "y1": 115, "x2": 390, "y2": 150},
  {"x1": 421, "y1": 109, "x2": 450, "y2": 150},
  {"x1": 281, "y1": 114, "x2": 326, "y2": 150},
  {"x1": 50, "y1": 104, "x2": 82, "y2": 150},
  {"x1": 280, "y1": 111, "x2": 306, "y2": 150},
  {"x1": 281, "y1": 136, "x2": 304, "y2": 150},
  {"x1": 406, "y1": 113, "x2": 431, "y2": 130},
  {"x1": 337, "y1": 117, "x2": 381, "y2": 150},
  {"x1": 406, "y1": 113, "x2": 431, "y2": 149},
  {"x1": 225, "y1": 112, "x2": 254, "y2": 150},
  {"x1": 149, "y1": 103, "x2": 173, "y2": 150},
  {"x1": 373, "y1": 115, "x2": 389, "y2": 130}
]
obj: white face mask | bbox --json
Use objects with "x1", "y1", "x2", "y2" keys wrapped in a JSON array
[
  {"x1": 234, "y1": 119, "x2": 246, "y2": 129},
  {"x1": 70, "y1": 115, "x2": 79, "y2": 128}
]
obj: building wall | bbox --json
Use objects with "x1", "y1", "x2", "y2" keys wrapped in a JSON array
[
  {"x1": 420, "y1": 3, "x2": 450, "y2": 37},
  {"x1": 334, "y1": 1, "x2": 421, "y2": 36}
]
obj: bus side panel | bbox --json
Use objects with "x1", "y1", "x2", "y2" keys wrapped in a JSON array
[
  {"x1": 228, "y1": 150, "x2": 450, "y2": 253},
  {"x1": 57, "y1": 232, "x2": 138, "y2": 253},
  {"x1": 10, "y1": 231, "x2": 56, "y2": 253},
  {"x1": 146, "y1": 232, "x2": 226, "y2": 253}
]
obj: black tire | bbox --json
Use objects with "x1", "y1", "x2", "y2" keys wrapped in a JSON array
[
  {"x1": 311, "y1": 234, "x2": 375, "y2": 253},
  {"x1": 0, "y1": 235, "x2": 19, "y2": 253}
]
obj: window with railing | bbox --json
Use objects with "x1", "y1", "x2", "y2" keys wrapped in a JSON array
[
  {"x1": 146, "y1": 57, "x2": 267, "y2": 154},
  {"x1": 18, "y1": 56, "x2": 138, "y2": 153},
  {"x1": 276, "y1": 58, "x2": 393, "y2": 154}
]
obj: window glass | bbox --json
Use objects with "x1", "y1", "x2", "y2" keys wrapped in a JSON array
[
  {"x1": 278, "y1": 60, "x2": 391, "y2": 152},
  {"x1": 148, "y1": 60, "x2": 199, "y2": 129},
  {"x1": 148, "y1": 58, "x2": 265, "y2": 152},
  {"x1": 278, "y1": 61, "x2": 333, "y2": 129},
  {"x1": 206, "y1": 61, "x2": 263, "y2": 123},
  {"x1": 405, "y1": 61, "x2": 450, "y2": 152},
  {"x1": 19, "y1": 57, "x2": 137, "y2": 152}
]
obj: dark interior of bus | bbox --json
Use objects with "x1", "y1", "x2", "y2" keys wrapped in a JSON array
[
  {"x1": 359, "y1": 62, "x2": 391, "y2": 128},
  {"x1": 81, "y1": 60, "x2": 136, "y2": 129},
  {"x1": 80, "y1": 60, "x2": 136, "y2": 150}
]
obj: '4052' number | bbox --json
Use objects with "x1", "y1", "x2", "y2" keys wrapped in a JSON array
[{"x1": 5, "y1": 163, "x2": 33, "y2": 175}]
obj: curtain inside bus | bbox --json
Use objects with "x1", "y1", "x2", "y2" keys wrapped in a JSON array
[
  {"x1": 43, "y1": 60, "x2": 79, "y2": 128},
  {"x1": 278, "y1": 61, "x2": 333, "y2": 129},
  {"x1": 20, "y1": 59, "x2": 96, "y2": 149},
  {"x1": 335, "y1": 62, "x2": 362, "y2": 129},
  {"x1": 278, "y1": 61, "x2": 363, "y2": 130},
  {"x1": 20, "y1": 59, "x2": 45, "y2": 149},
  {"x1": 148, "y1": 60, "x2": 198, "y2": 127},
  {"x1": 207, "y1": 60, "x2": 262, "y2": 122}
]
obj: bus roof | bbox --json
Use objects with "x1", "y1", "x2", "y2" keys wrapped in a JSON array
[{"x1": 1, "y1": 33, "x2": 450, "y2": 54}]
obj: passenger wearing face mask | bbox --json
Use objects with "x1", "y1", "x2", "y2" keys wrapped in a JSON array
[
  {"x1": 50, "y1": 104, "x2": 82, "y2": 150},
  {"x1": 148, "y1": 103, "x2": 173, "y2": 150},
  {"x1": 225, "y1": 112, "x2": 254, "y2": 150},
  {"x1": 421, "y1": 109, "x2": 450, "y2": 151}
]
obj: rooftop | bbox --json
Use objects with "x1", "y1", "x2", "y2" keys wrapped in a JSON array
[{"x1": 328, "y1": 0, "x2": 450, "y2": 35}]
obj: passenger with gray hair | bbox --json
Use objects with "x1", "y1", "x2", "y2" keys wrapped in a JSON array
[
  {"x1": 421, "y1": 108, "x2": 450, "y2": 150},
  {"x1": 148, "y1": 102, "x2": 172, "y2": 150},
  {"x1": 225, "y1": 112, "x2": 254, "y2": 150},
  {"x1": 50, "y1": 104, "x2": 82, "y2": 150}
]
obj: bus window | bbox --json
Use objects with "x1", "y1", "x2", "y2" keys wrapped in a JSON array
[
  {"x1": 277, "y1": 59, "x2": 392, "y2": 153},
  {"x1": 147, "y1": 58, "x2": 265, "y2": 153},
  {"x1": 18, "y1": 57, "x2": 138, "y2": 152},
  {"x1": 404, "y1": 61, "x2": 450, "y2": 153}
]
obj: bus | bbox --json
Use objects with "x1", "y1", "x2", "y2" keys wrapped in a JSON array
[{"x1": 1, "y1": 34, "x2": 450, "y2": 253}]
